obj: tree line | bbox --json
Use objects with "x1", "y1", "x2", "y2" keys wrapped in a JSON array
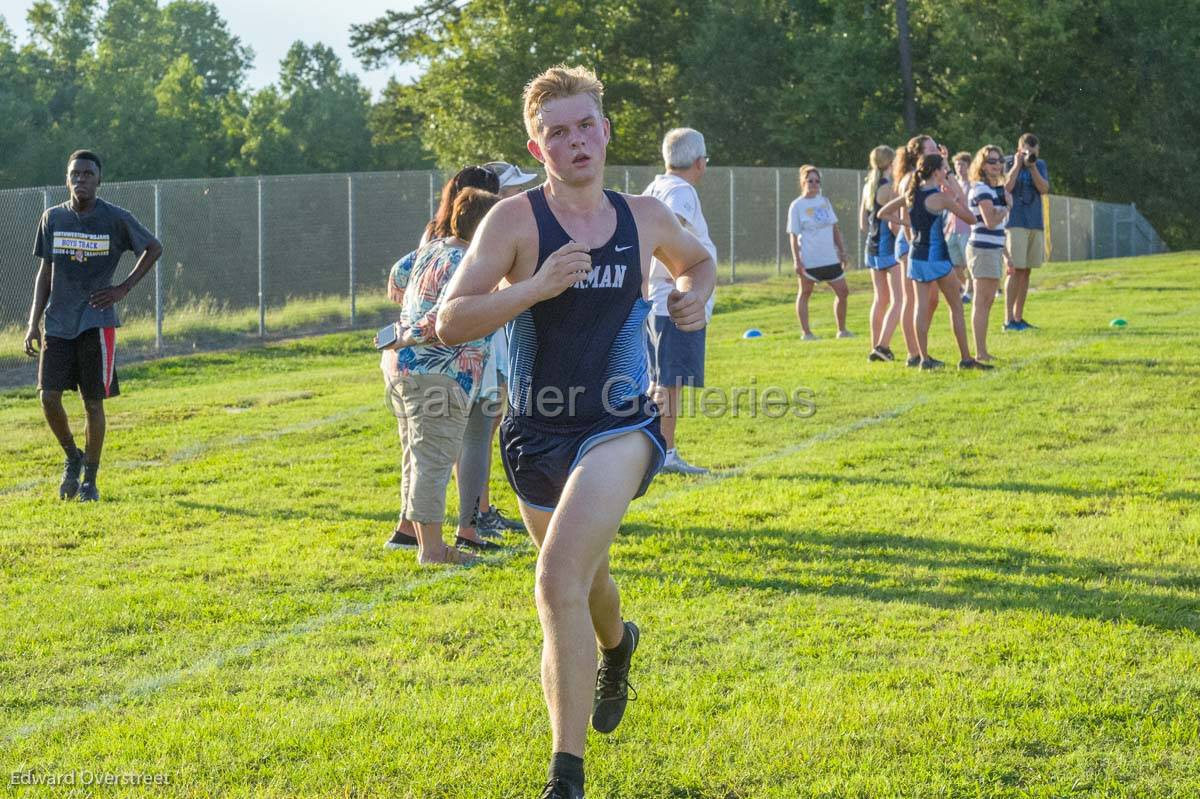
[{"x1": 2, "y1": 0, "x2": 1195, "y2": 249}]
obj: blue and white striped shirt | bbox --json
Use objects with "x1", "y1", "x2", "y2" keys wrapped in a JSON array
[{"x1": 968, "y1": 183, "x2": 1007, "y2": 250}]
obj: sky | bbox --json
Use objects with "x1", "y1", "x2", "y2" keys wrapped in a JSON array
[{"x1": 0, "y1": 0, "x2": 422, "y2": 97}]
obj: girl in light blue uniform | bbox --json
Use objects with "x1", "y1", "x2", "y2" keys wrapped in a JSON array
[
  {"x1": 880, "y1": 154, "x2": 990, "y2": 372},
  {"x1": 892, "y1": 135, "x2": 938, "y2": 366}
]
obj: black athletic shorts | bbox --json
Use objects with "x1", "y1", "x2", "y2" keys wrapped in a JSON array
[
  {"x1": 803, "y1": 263, "x2": 845, "y2": 283},
  {"x1": 38, "y1": 327, "x2": 120, "y2": 400},
  {"x1": 500, "y1": 402, "x2": 667, "y2": 511}
]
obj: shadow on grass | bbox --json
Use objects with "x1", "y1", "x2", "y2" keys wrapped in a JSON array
[
  {"x1": 1039, "y1": 357, "x2": 1200, "y2": 379},
  {"x1": 619, "y1": 523, "x2": 1200, "y2": 633},
  {"x1": 764, "y1": 471, "x2": 1200, "y2": 504},
  {"x1": 177, "y1": 499, "x2": 395, "y2": 526}
]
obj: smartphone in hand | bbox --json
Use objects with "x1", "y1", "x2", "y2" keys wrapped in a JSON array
[{"x1": 375, "y1": 323, "x2": 400, "y2": 350}]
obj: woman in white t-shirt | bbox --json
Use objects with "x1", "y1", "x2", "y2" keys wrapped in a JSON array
[
  {"x1": 965, "y1": 145, "x2": 1013, "y2": 362},
  {"x1": 787, "y1": 165, "x2": 852, "y2": 340}
]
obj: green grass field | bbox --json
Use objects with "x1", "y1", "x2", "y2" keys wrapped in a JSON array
[{"x1": 2, "y1": 253, "x2": 1198, "y2": 798}]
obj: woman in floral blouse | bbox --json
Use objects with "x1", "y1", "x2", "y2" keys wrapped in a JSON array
[{"x1": 380, "y1": 187, "x2": 501, "y2": 564}]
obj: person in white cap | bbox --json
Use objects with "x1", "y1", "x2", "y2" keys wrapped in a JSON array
[
  {"x1": 641, "y1": 128, "x2": 715, "y2": 475},
  {"x1": 483, "y1": 160, "x2": 539, "y2": 198}
]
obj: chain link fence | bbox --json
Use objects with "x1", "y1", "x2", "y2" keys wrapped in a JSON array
[{"x1": 0, "y1": 167, "x2": 1168, "y2": 383}]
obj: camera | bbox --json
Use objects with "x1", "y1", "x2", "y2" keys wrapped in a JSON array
[{"x1": 1024, "y1": 151, "x2": 1038, "y2": 167}]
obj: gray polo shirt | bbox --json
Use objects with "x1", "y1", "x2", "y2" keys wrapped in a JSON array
[{"x1": 33, "y1": 198, "x2": 155, "y2": 339}]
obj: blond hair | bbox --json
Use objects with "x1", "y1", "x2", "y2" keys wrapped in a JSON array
[
  {"x1": 969, "y1": 145, "x2": 1004, "y2": 186},
  {"x1": 862, "y1": 145, "x2": 895, "y2": 213},
  {"x1": 798, "y1": 164, "x2": 821, "y2": 192},
  {"x1": 523, "y1": 65, "x2": 604, "y2": 139}
]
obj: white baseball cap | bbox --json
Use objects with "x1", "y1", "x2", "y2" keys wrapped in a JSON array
[{"x1": 483, "y1": 161, "x2": 538, "y2": 189}]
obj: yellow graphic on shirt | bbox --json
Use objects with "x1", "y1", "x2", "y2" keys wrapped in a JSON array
[{"x1": 53, "y1": 232, "x2": 110, "y2": 263}]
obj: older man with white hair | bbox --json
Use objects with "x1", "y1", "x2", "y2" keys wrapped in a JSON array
[{"x1": 642, "y1": 128, "x2": 716, "y2": 475}]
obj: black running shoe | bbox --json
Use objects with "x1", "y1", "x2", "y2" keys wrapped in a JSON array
[
  {"x1": 920, "y1": 358, "x2": 945, "y2": 371},
  {"x1": 539, "y1": 777, "x2": 584, "y2": 799},
  {"x1": 455, "y1": 535, "x2": 501, "y2": 552},
  {"x1": 906, "y1": 355, "x2": 922, "y2": 368},
  {"x1": 958, "y1": 358, "x2": 995, "y2": 371},
  {"x1": 868, "y1": 349, "x2": 887, "y2": 362},
  {"x1": 59, "y1": 449, "x2": 84, "y2": 499},
  {"x1": 878, "y1": 346, "x2": 896, "y2": 361},
  {"x1": 77, "y1": 480, "x2": 99, "y2": 502},
  {"x1": 592, "y1": 621, "x2": 639, "y2": 733}
]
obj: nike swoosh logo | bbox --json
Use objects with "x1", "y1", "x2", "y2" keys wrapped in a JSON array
[{"x1": 615, "y1": 245, "x2": 634, "y2": 252}]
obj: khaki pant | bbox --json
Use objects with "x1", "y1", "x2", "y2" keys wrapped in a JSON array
[
  {"x1": 1006, "y1": 227, "x2": 1045, "y2": 269},
  {"x1": 391, "y1": 373, "x2": 471, "y2": 524}
]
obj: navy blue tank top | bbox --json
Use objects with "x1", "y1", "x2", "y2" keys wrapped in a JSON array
[
  {"x1": 506, "y1": 187, "x2": 651, "y2": 425},
  {"x1": 866, "y1": 177, "x2": 895, "y2": 257},
  {"x1": 909, "y1": 186, "x2": 949, "y2": 262}
]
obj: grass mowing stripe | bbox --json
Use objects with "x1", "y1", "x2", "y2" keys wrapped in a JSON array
[{"x1": 2, "y1": 550, "x2": 520, "y2": 744}]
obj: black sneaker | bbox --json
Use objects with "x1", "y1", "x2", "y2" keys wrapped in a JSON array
[
  {"x1": 592, "y1": 621, "x2": 639, "y2": 733},
  {"x1": 906, "y1": 355, "x2": 922, "y2": 368},
  {"x1": 77, "y1": 480, "x2": 99, "y2": 502},
  {"x1": 539, "y1": 777, "x2": 584, "y2": 799},
  {"x1": 455, "y1": 535, "x2": 501, "y2": 552},
  {"x1": 877, "y1": 346, "x2": 896, "y2": 361},
  {"x1": 868, "y1": 349, "x2": 887, "y2": 362},
  {"x1": 59, "y1": 449, "x2": 84, "y2": 499},
  {"x1": 384, "y1": 527, "x2": 418, "y2": 549},
  {"x1": 919, "y1": 358, "x2": 945, "y2": 371},
  {"x1": 958, "y1": 358, "x2": 995, "y2": 371}
]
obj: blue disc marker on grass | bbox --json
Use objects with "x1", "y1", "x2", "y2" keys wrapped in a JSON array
[{"x1": 743, "y1": 328, "x2": 763, "y2": 339}]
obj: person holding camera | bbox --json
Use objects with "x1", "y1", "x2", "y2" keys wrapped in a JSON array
[{"x1": 1003, "y1": 133, "x2": 1049, "y2": 330}]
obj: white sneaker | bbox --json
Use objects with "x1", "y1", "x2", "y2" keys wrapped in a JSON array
[
  {"x1": 661, "y1": 449, "x2": 709, "y2": 475},
  {"x1": 836, "y1": 329, "x2": 856, "y2": 339},
  {"x1": 801, "y1": 332, "x2": 819, "y2": 341}
]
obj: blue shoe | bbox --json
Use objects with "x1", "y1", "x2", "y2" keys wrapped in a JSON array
[
  {"x1": 77, "y1": 480, "x2": 99, "y2": 502},
  {"x1": 59, "y1": 449, "x2": 84, "y2": 499},
  {"x1": 961, "y1": 293, "x2": 972, "y2": 305},
  {"x1": 1017, "y1": 319, "x2": 1036, "y2": 330},
  {"x1": 1003, "y1": 321, "x2": 1020, "y2": 332}
]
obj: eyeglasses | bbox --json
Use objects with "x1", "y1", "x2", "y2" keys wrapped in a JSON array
[{"x1": 984, "y1": 158, "x2": 1002, "y2": 165}]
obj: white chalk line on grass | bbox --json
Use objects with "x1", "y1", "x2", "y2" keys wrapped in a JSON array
[
  {"x1": 2, "y1": 554, "x2": 518, "y2": 745},
  {"x1": 0, "y1": 405, "x2": 377, "y2": 497},
  {"x1": 8, "y1": 305, "x2": 1198, "y2": 744}
]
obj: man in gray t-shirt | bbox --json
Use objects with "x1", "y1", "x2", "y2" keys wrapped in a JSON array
[{"x1": 23, "y1": 150, "x2": 162, "y2": 502}]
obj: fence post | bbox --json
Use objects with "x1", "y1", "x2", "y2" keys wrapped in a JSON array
[
  {"x1": 857, "y1": 170, "x2": 866, "y2": 269},
  {"x1": 42, "y1": 189, "x2": 49, "y2": 211},
  {"x1": 624, "y1": 169, "x2": 630, "y2": 193},
  {"x1": 1065, "y1": 196, "x2": 1072, "y2": 262},
  {"x1": 428, "y1": 171, "x2": 435, "y2": 221},
  {"x1": 348, "y1": 175, "x2": 356, "y2": 327},
  {"x1": 1090, "y1": 202, "x2": 1097, "y2": 261},
  {"x1": 775, "y1": 169, "x2": 781, "y2": 276},
  {"x1": 729, "y1": 169, "x2": 736, "y2": 282},
  {"x1": 257, "y1": 178, "x2": 265, "y2": 338},
  {"x1": 1112, "y1": 206, "x2": 1118, "y2": 259},
  {"x1": 1129, "y1": 203, "x2": 1138, "y2": 257},
  {"x1": 154, "y1": 183, "x2": 162, "y2": 353}
]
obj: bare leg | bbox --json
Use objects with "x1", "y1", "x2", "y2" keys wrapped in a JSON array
[
  {"x1": 82, "y1": 398, "x2": 105, "y2": 466},
  {"x1": 937, "y1": 272, "x2": 972, "y2": 360},
  {"x1": 795, "y1": 277, "x2": 815, "y2": 336},
  {"x1": 831, "y1": 279, "x2": 849, "y2": 334},
  {"x1": 530, "y1": 432, "x2": 652, "y2": 758},
  {"x1": 1005, "y1": 270, "x2": 1017, "y2": 323},
  {"x1": 915, "y1": 281, "x2": 936, "y2": 360},
  {"x1": 901, "y1": 262, "x2": 920, "y2": 358},
  {"x1": 1013, "y1": 268, "x2": 1031, "y2": 321},
  {"x1": 651, "y1": 383, "x2": 680, "y2": 450},
  {"x1": 412, "y1": 520, "x2": 474, "y2": 565},
  {"x1": 972, "y1": 277, "x2": 999, "y2": 359},
  {"x1": 881, "y1": 265, "x2": 903, "y2": 348},
  {"x1": 39, "y1": 390, "x2": 77, "y2": 454},
  {"x1": 869, "y1": 269, "x2": 888, "y2": 347}
]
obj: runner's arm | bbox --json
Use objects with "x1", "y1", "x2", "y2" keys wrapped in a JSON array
[
  {"x1": 24, "y1": 259, "x2": 51, "y2": 356},
  {"x1": 437, "y1": 199, "x2": 591, "y2": 345},
  {"x1": 90, "y1": 237, "x2": 163, "y2": 310}
]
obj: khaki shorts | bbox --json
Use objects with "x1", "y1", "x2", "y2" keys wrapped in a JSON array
[
  {"x1": 946, "y1": 231, "x2": 968, "y2": 267},
  {"x1": 966, "y1": 245, "x2": 1004, "y2": 281},
  {"x1": 390, "y1": 373, "x2": 471, "y2": 524},
  {"x1": 1006, "y1": 227, "x2": 1045, "y2": 269}
]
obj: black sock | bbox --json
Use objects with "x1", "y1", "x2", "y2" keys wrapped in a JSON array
[
  {"x1": 602, "y1": 622, "x2": 632, "y2": 663},
  {"x1": 548, "y1": 752, "x2": 584, "y2": 789},
  {"x1": 83, "y1": 461, "x2": 99, "y2": 483}
]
